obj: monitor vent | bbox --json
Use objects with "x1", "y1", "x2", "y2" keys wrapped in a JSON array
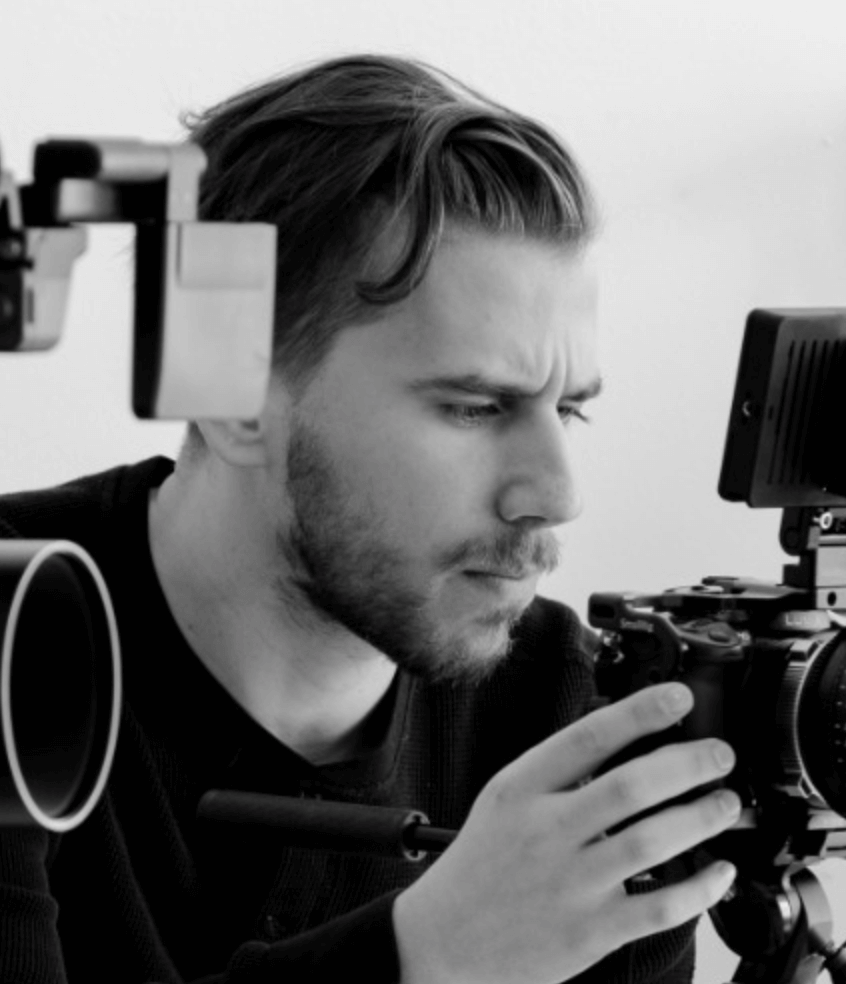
[{"x1": 767, "y1": 337, "x2": 844, "y2": 489}]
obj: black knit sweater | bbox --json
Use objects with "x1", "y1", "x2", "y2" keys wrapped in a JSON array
[{"x1": 0, "y1": 458, "x2": 696, "y2": 983}]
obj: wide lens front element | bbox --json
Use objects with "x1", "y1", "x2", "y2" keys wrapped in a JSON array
[{"x1": 0, "y1": 540, "x2": 121, "y2": 831}]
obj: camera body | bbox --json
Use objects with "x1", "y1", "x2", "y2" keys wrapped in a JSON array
[
  {"x1": 589, "y1": 577, "x2": 846, "y2": 872},
  {"x1": 588, "y1": 308, "x2": 846, "y2": 875}
]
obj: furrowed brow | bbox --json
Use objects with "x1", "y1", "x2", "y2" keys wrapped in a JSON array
[
  {"x1": 408, "y1": 374, "x2": 536, "y2": 401},
  {"x1": 563, "y1": 377, "x2": 604, "y2": 403},
  {"x1": 409, "y1": 373, "x2": 604, "y2": 403}
]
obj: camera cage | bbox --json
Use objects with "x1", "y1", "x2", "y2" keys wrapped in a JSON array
[{"x1": 587, "y1": 309, "x2": 846, "y2": 982}]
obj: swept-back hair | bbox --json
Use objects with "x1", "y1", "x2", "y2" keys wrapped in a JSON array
[{"x1": 184, "y1": 54, "x2": 594, "y2": 389}]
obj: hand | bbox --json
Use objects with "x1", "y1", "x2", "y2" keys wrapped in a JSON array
[{"x1": 393, "y1": 682, "x2": 739, "y2": 984}]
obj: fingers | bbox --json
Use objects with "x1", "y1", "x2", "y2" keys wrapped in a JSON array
[
  {"x1": 394, "y1": 682, "x2": 738, "y2": 984},
  {"x1": 608, "y1": 859, "x2": 737, "y2": 947},
  {"x1": 584, "y1": 787, "x2": 742, "y2": 891},
  {"x1": 496, "y1": 683, "x2": 695, "y2": 795},
  {"x1": 567, "y1": 736, "x2": 736, "y2": 838}
]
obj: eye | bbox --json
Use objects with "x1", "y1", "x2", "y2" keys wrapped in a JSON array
[
  {"x1": 441, "y1": 402, "x2": 502, "y2": 425},
  {"x1": 558, "y1": 404, "x2": 591, "y2": 425}
]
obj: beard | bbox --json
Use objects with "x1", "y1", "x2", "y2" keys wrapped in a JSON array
[{"x1": 275, "y1": 421, "x2": 561, "y2": 684}]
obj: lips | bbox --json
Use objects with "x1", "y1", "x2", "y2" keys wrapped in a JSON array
[{"x1": 464, "y1": 568, "x2": 537, "y2": 581}]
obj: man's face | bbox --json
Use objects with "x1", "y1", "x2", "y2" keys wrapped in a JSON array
[{"x1": 263, "y1": 225, "x2": 600, "y2": 682}]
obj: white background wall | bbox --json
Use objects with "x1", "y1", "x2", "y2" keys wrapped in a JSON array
[{"x1": 4, "y1": 1, "x2": 846, "y2": 980}]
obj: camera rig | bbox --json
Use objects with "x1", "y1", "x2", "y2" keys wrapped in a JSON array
[
  {"x1": 0, "y1": 137, "x2": 277, "y2": 831},
  {"x1": 4, "y1": 137, "x2": 844, "y2": 980},
  {"x1": 588, "y1": 310, "x2": 846, "y2": 983}
]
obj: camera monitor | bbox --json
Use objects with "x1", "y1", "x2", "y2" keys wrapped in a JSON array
[{"x1": 718, "y1": 308, "x2": 846, "y2": 508}]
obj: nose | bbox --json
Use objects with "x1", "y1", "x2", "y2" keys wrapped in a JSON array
[{"x1": 495, "y1": 414, "x2": 583, "y2": 528}]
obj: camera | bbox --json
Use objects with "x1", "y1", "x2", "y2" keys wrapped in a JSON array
[
  {"x1": 589, "y1": 573, "x2": 846, "y2": 871},
  {"x1": 588, "y1": 309, "x2": 846, "y2": 980}
]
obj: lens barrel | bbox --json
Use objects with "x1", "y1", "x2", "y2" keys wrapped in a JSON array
[{"x1": 0, "y1": 540, "x2": 120, "y2": 831}]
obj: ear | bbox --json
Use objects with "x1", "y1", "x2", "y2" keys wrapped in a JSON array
[{"x1": 194, "y1": 416, "x2": 268, "y2": 467}]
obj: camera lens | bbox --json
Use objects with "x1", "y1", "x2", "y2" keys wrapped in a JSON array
[
  {"x1": 9, "y1": 555, "x2": 100, "y2": 816},
  {"x1": 0, "y1": 540, "x2": 121, "y2": 830},
  {"x1": 796, "y1": 631, "x2": 846, "y2": 815}
]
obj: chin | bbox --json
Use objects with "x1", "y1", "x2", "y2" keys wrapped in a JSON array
[{"x1": 410, "y1": 610, "x2": 522, "y2": 685}]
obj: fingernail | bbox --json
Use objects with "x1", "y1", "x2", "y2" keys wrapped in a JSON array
[
  {"x1": 661, "y1": 684, "x2": 693, "y2": 716},
  {"x1": 717, "y1": 860, "x2": 736, "y2": 879},
  {"x1": 712, "y1": 742, "x2": 736, "y2": 772},
  {"x1": 716, "y1": 789, "x2": 741, "y2": 818},
  {"x1": 717, "y1": 862, "x2": 737, "y2": 900}
]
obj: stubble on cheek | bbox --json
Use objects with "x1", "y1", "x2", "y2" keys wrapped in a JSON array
[{"x1": 272, "y1": 421, "x2": 530, "y2": 683}]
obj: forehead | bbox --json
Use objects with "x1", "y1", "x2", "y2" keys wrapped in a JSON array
[{"x1": 375, "y1": 225, "x2": 599, "y2": 390}]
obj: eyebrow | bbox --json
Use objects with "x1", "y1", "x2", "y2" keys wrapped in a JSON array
[{"x1": 407, "y1": 372, "x2": 604, "y2": 403}]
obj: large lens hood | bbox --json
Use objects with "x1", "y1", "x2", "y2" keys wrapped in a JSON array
[{"x1": 0, "y1": 538, "x2": 120, "y2": 831}]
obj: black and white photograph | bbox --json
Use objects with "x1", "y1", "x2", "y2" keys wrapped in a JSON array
[{"x1": 2, "y1": 2, "x2": 846, "y2": 982}]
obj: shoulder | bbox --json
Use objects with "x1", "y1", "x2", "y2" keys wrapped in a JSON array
[{"x1": 0, "y1": 458, "x2": 174, "y2": 544}]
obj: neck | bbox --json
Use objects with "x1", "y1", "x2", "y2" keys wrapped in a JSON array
[{"x1": 147, "y1": 459, "x2": 398, "y2": 766}]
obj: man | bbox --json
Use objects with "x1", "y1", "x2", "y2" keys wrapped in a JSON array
[{"x1": 0, "y1": 55, "x2": 739, "y2": 983}]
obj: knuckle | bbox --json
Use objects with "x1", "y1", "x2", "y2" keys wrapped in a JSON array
[
  {"x1": 620, "y1": 829, "x2": 653, "y2": 867},
  {"x1": 631, "y1": 685, "x2": 673, "y2": 727},
  {"x1": 608, "y1": 771, "x2": 640, "y2": 812},
  {"x1": 571, "y1": 719, "x2": 609, "y2": 760},
  {"x1": 482, "y1": 771, "x2": 520, "y2": 810},
  {"x1": 642, "y1": 893, "x2": 677, "y2": 930},
  {"x1": 632, "y1": 692, "x2": 659, "y2": 727},
  {"x1": 667, "y1": 739, "x2": 727, "y2": 786}
]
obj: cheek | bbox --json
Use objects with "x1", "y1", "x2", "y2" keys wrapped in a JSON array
[{"x1": 324, "y1": 410, "x2": 494, "y2": 542}]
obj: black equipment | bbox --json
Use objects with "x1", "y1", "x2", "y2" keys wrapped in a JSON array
[
  {"x1": 0, "y1": 137, "x2": 277, "y2": 830},
  {"x1": 0, "y1": 538, "x2": 119, "y2": 832},
  {"x1": 588, "y1": 309, "x2": 846, "y2": 983},
  {"x1": 198, "y1": 790, "x2": 457, "y2": 862}
]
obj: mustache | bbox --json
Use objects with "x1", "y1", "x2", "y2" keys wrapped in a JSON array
[{"x1": 440, "y1": 530, "x2": 562, "y2": 577}]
